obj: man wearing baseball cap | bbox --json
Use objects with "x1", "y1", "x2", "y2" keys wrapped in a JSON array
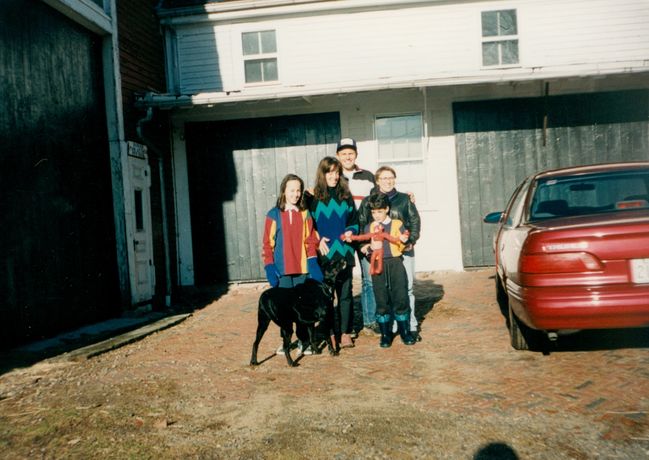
[{"x1": 336, "y1": 138, "x2": 380, "y2": 337}]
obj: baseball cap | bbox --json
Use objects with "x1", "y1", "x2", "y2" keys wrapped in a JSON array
[{"x1": 336, "y1": 137, "x2": 357, "y2": 152}]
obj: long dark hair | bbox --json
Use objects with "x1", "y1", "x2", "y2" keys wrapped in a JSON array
[
  {"x1": 313, "y1": 156, "x2": 351, "y2": 201},
  {"x1": 276, "y1": 174, "x2": 306, "y2": 210}
]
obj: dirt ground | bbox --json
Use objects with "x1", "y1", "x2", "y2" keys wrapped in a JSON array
[{"x1": 1, "y1": 269, "x2": 648, "y2": 459}]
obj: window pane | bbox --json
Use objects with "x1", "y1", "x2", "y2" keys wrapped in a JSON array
[
  {"x1": 242, "y1": 32, "x2": 259, "y2": 56},
  {"x1": 405, "y1": 116, "x2": 422, "y2": 138},
  {"x1": 408, "y1": 141, "x2": 421, "y2": 159},
  {"x1": 134, "y1": 190, "x2": 144, "y2": 231},
  {"x1": 481, "y1": 11, "x2": 498, "y2": 37},
  {"x1": 262, "y1": 58, "x2": 278, "y2": 81},
  {"x1": 376, "y1": 115, "x2": 422, "y2": 161},
  {"x1": 530, "y1": 170, "x2": 649, "y2": 221},
  {"x1": 502, "y1": 40, "x2": 519, "y2": 64},
  {"x1": 378, "y1": 142, "x2": 395, "y2": 161},
  {"x1": 260, "y1": 30, "x2": 276, "y2": 53},
  {"x1": 376, "y1": 118, "x2": 390, "y2": 139},
  {"x1": 245, "y1": 60, "x2": 262, "y2": 83},
  {"x1": 391, "y1": 118, "x2": 407, "y2": 139},
  {"x1": 482, "y1": 42, "x2": 499, "y2": 66},
  {"x1": 393, "y1": 140, "x2": 409, "y2": 158},
  {"x1": 499, "y1": 10, "x2": 517, "y2": 35},
  {"x1": 506, "y1": 181, "x2": 529, "y2": 227},
  {"x1": 377, "y1": 114, "x2": 421, "y2": 141}
]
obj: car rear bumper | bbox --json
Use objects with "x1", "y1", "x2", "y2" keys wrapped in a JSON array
[{"x1": 510, "y1": 283, "x2": 649, "y2": 330}]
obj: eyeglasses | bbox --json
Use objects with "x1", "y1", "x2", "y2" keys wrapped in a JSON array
[{"x1": 378, "y1": 176, "x2": 396, "y2": 181}]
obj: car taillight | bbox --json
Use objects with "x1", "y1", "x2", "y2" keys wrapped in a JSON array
[{"x1": 519, "y1": 252, "x2": 603, "y2": 274}]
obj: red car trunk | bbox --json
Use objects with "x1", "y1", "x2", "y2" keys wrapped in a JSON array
[{"x1": 519, "y1": 211, "x2": 649, "y2": 288}]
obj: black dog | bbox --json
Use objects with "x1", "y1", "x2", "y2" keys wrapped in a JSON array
[{"x1": 250, "y1": 258, "x2": 346, "y2": 367}]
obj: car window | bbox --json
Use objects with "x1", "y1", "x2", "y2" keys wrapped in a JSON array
[
  {"x1": 529, "y1": 168, "x2": 649, "y2": 221},
  {"x1": 504, "y1": 178, "x2": 531, "y2": 228}
]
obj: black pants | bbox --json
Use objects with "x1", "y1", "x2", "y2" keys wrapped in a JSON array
[
  {"x1": 372, "y1": 257, "x2": 409, "y2": 318},
  {"x1": 334, "y1": 265, "x2": 354, "y2": 335}
]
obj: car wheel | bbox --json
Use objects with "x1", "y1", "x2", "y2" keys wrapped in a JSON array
[{"x1": 507, "y1": 300, "x2": 544, "y2": 351}]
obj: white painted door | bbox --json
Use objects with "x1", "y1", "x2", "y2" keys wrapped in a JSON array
[{"x1": 126, "y1": 142, "x2": 155, "y2": 304}]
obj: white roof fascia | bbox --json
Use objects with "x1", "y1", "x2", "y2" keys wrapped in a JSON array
[
  {"x1": 137, "y1": 61, "x2": 649, "y2": 109},
  {"x1": 42, "y1": 0, "x2": 112, "y2": 35},
  {"x1": 158, "y1": 0, "x2": 445, "y2": 25}
]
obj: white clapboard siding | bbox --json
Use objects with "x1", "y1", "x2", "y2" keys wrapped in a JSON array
[
  {"x1": 523, "y1": 0, "x2": 649, "y2": 65},
  {"x1": 279, "y1": 5, "x2": 477, "y2": 84},
  {"x1": 176, "y1": 25, "x2": 232, "y2": 93},
  {"x1": 172, "y1": 0, "x2": 649, "y2": 96}
]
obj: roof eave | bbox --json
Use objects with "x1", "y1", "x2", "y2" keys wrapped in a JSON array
[{"x1": 136, "y1": 64, "x2": 649, "y2": 110}]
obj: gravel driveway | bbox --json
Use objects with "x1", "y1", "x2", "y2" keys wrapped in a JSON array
[{"x1": 1, "y1": 269, "x2": 648, "y2": 459}]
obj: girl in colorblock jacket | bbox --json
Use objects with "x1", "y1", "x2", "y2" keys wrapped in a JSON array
[{"x1": 262, "y1": 174, "x2": 322, "y2": 289}]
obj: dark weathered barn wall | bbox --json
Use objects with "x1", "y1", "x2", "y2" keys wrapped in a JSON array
[
  {"x1": 117, "y1": 0, "x2": 175, "y2": 306},
  {"x1": 454, "y1": 89, "x2": 649, "y2": 267},
  {"x1": 0, "y1": 0, "x2": 120, "y2": 348},
  {"x1": 185, "y1": 112, "x2": 341, "y2": 284}
]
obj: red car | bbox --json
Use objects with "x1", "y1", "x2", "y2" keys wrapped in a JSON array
[{"x1": 483, "y1": 162, "x2": 649, "y2": 350}]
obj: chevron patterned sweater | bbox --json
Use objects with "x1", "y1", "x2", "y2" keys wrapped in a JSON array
[{"x1": 308, "y1": 189, "x2": 359, "y2": 267}]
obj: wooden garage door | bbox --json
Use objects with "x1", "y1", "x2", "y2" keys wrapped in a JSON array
[
  {"x1": 1, "y1": 0, "x2": 118, "y2": 348},
  {"x1": 454, "y1": 89, "x2": 649, "y2": 268},
  {"x1": 186, "y1": 112, "x2": 341, "y2": 284}
]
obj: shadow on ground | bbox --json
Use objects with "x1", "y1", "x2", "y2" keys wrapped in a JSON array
[
  {"x1": 473, "y1": 442, "x2": 519, "y2": 459},
  {"x1": 351, "y1": 278, "x2": 445, "y2": 332},
  {"x1": 0, "y1": 284, "x2": 230, "y2": 376},
  {"x1": 489, "y1": 275, "x2": 649, "y2": 353},
  {"x1": 550, "y1": 327, "x2": 649, "y2": 352},
  {"x1": 413, "y1": 278, "x2": 445, "y2": 330},
  {"x1": 172, "y1": 283, "x2": 230, "y2": 313}
]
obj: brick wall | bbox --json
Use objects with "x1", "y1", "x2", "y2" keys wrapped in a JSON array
[{"x1": 117, "y1": 0, "x2": 166, "y2": 140}]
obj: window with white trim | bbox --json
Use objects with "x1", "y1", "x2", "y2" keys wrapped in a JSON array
[
  {"x1": 375, "y1": 113, "x2": 426, "y2": 201},
  {"x1": 242, "y1": 30, "x2": 278, "y2": 84},
  {"x1": 481, "y1": 9, "x2": 519, "y2": 67}
]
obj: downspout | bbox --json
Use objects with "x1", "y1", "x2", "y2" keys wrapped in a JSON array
[
  {"x1": 421, "y1": 86, "x2": 429, "y2": 152},
  {"x1": 137, "y1": 107, "x2": 172, "y2": 307}
]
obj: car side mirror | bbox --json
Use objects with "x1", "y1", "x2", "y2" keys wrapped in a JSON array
[{"x1": 483, "y1": 211, "x2": 503, "y2": 224}]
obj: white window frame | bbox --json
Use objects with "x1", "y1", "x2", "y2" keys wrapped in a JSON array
[
  {"x1": 480, "y1": 9, "x2": 520, "y2": 68},
  {"x1": 241, "y1": 29, "x2": 279, "y2": 85},
  {"x1": 374, "y1": 112, "x2": 427, "y2": 204}
]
